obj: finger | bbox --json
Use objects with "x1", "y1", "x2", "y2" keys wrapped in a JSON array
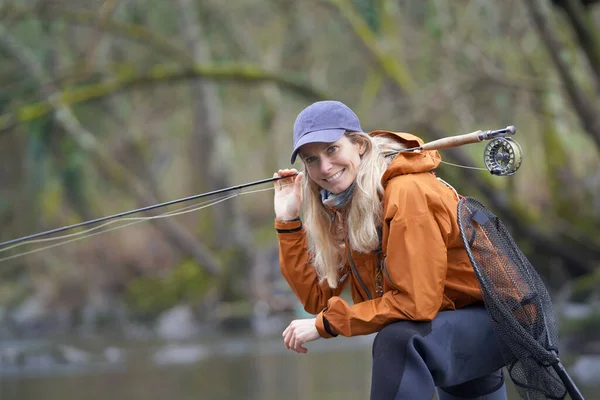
[
  {"x1": 282, "y1": 331, "x2": 290, "y2": 349},
  {"x1": 283, "y1": 328, "x2": 293, "y2": 349},
  {"x1": 288, "y1": 326, "x2": 296, "y2": 350},
  {"x1": 275, "y1": 171, "x2": 286, "y2": 186},
  {"x1": 294, "y1": 172, "x2": 304, "y2": 189},
  {"x1": 297, "y1": 345, "x2": 308, "y2": 354},
  {"x1": 278, "y1": 169, "x2": 298, "y2": 178},
  {"x1": 293, "y1": 335, "x2": 302, "y2": 352},
  {"x1": 293, "y1": 338, "x2": 308, "y2": 354},
  {"x1": 292, "y1": 330, "x2": 303, "y2": 351}
]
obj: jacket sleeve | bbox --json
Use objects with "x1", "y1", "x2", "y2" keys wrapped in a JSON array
[
  {"x1": 275, "y1": 218, "x2": 348, "y2": 317},
  {"x1": 318, "y1": 181, "x2": 452, "y2": 337}
]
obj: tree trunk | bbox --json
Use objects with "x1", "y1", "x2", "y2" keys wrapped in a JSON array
[
  {"x1": 523, "y1": 0, "x2": 600, "y2": 150},
  {"x1": 559, "y1": 0, "x2": 600, "y2": 92},
  {"x1": 0, "y1": 24, "x2": 222, "y2": 276},
  {"x1": 175, "y1": 0, "x2": 255, "y2": 300}
]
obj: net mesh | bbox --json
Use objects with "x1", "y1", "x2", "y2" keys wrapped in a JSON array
[{"x1": 457, "y1": 197, "x2": 567, "y2": 400}]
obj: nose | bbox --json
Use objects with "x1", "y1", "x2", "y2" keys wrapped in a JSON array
[{"x1": 319, "y1": 158, "x2": 333, "y2": 174}]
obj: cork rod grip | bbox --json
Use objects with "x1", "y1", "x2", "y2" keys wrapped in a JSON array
[{"x1": 419, "y1": 130, "x2": 483, "y2": 151}]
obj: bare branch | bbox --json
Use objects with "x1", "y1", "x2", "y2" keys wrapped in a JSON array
[
  {"x1": 522, "y1": 0, "x2": 600, "y2": 149},
  {"x1": 0, "y1": 63, "x2": 326, "y2": 132},
  {"x1": 0, "y1": 4, "x2": 191, "y2": 63},
  {"x1": 320, "y1": 0, "x2": 417, "y2": 93},
  {"x1": 559, "y1": 0, "x2": 600, "y2": 91},
  {"x1": 0, "y1": 23, "x2": 222, "y2": 276}
]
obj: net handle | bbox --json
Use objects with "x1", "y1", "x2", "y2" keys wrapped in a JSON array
[{"x1": 552, "y1": 359, "x2": 585, "y2": 400}]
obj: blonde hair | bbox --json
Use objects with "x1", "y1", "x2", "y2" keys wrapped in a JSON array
[{"x1": 302, "y1": 132, "x2": 407, "y2": 288}]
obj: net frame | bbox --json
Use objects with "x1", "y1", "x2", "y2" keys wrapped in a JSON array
[{"x1": 457, "y1": 196, "x2": 584, "y2": 400}]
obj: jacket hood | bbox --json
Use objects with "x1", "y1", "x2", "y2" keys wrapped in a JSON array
[{"x1": 369, "y1": 130, "x2": 441, "y2": 184}]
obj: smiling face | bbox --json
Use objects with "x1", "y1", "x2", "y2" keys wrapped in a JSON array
[{"x1": 299, "y1": 134, "x2": 366, "y2": 194}]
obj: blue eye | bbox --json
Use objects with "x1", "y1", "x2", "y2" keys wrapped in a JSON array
[
  {"x1": 304, "y1": 156, "x2": 317, "y2": 164},
  {"x1": 327, "y1": 145, "x2": 338, "y2": 154}
]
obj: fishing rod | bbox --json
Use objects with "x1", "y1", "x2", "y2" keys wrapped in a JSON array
[
  {"x1": 0, "y1": 125, "x2": 520, "y2": 250},
  {"x1": 0, "y1": 175, "x2": 290, "y2": 248}
]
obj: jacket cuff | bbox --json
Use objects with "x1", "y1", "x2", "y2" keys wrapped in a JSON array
[
  {"x1": 315, "y1": 311, "x2": 336, "y2": 338},
  {"x1": 274, "y1": 218, "x2": 303, "y2": 233}
]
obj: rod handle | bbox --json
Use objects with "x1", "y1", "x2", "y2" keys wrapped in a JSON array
[
  {"x1": 418, "y1": 126, "x2": 516, "y2": 151},
  {"x1": 419, "y1": 130, "x2": 484, "y2": 151}
]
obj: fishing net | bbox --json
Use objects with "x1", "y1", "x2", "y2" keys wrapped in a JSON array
[{"x1": 457, "y1": 196, "x2": 582, "y2": 400}]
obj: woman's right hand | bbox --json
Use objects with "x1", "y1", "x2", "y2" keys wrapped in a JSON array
[{"x1": 273, "y1": 169, "x2": 304, "y2": 221}]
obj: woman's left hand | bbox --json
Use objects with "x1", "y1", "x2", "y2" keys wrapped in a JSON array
[{"x1": 282, "y1": 318, "x2": 321, "y2": 353}]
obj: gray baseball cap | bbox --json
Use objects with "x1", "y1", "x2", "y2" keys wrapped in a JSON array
[{"x1": 290, "y1": 100, "x2": 363, "y2": 164}]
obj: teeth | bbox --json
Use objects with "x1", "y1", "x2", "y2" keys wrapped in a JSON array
[{"x1": 326, "y1": 170, "x2": 343, "y2": 182}]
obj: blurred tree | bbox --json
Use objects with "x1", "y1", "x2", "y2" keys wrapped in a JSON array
[
  {"x1": 0, "y1": 22, "x2": 222, "y2": 276},
  {"x1": 523, "y1": 0, "x2": 600, "y2": 149},
  {"x1": 552, "y1": 0, "x2": 600, "y2": 92},
  {"x1": 551, "y1": 0, "x2": 600, "y2": 9},
  {"x1": 174, "y1": 0, "x2": 256, "y2": 307},
  {"x1": 0, "y1": 0, "x2": 597, "y2": 332}
]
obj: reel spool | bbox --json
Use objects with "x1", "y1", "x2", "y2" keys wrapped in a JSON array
[{"x1": 484, "y1": 137, "x2": 522, "y2": 176}]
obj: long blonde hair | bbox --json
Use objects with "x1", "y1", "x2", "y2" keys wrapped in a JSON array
[{"x1": 302, "y1": 132, "x2": 406, "y2": 288}]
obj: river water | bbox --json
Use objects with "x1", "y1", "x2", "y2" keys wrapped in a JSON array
[{"x1": 0, "y1": 333, "x2": 597, "y2": 400}]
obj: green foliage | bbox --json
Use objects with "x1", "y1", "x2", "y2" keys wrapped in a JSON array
[
  {"x1": 0, "y1": 280, "x2": 26, "y2": 308},
  {"x1": 252, "y1": 225, "x2": 277, "y2": 248},
  {"x1": 25, "y1": 117, "x2": 53, "y2": 225},
  {"x1": 423, "y1": 2, "x2": 443, "y2": 40},
  {"x1": 25, "y1": 118, "x2": 51, "y2": 183},
  {"x1": 560, "y1": 311, "x2": 600, "y2": 344},
  {"x1": 216, "y1": 246, "x2": 253, "y2": 302},
  {"x1": 570, "y1": 268, "x2": 600, "y2": 302},
  {"x1": 124, "y1": 259, "x2": 214, "y2": 320},
  {"x1": 60, "y1": 139, "x2": 92, "y2": 219},
  {"x1": 351, "y1": 0, "x2": 379, "y2": 33}
]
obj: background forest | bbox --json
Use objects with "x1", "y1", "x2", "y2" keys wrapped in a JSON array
[{"x1": 0, "y1": 0, "x2": 599, "y2": 398}]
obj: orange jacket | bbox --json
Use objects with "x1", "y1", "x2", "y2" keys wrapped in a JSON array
[{"x1": 275, "y1": 131, "x2": 483, "y2": 338}]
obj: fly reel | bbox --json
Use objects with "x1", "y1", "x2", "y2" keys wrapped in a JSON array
[
  {"x1": 381, "y1": 124, "x2": 523, "y2": 176},
  {"x1": 483, "y1": 137, "x2": 522, "y2": 176}
]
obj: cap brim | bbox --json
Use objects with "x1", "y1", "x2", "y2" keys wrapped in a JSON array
[{"x1": 290, "y1": 128, "x2": 346, "y2": 164}]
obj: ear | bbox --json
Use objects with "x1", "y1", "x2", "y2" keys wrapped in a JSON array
[{"x1": 358, "y1": 141, "x2": 367, "y2": 156}]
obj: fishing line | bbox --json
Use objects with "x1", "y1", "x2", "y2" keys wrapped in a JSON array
[
  {"x1": 383, "y1": 151, "x2": 489, "y2": 171},
  {"x1": 0, "y1": 185, "x2": 282, "y2": 263},
  {"x1": 425, "y1": 154, "x2": 488, "y2": 171},
  {"x1": 0, "y1": 192, "x2": 237, "y2": 254},
  {"x1": 0, "y1": 194, "x2": 238, "y2": 262},
  {"x1": 0, "y1": 175, "x2": 295, "y2": 249}
]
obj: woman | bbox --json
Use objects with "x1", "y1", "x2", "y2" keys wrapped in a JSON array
[{"x1": 273, "y1": 101, "x2": 507, "y2": 400}]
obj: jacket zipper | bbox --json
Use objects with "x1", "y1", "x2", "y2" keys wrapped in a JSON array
[
  {"x1": 347, "y1": 245, "x2": 372, "y2": 300},
  {"x1": 382, "y1": 256, "x2": 400, "y2": 291}
]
